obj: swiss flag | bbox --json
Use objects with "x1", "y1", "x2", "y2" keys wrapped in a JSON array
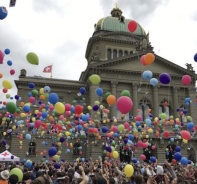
[{"x1": 43, "y1": 65, "x2": 52, "y2": 73}]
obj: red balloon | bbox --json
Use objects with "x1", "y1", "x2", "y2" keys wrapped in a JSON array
[
  {"x1": 34, "y1": 120, "x2": 42, "y2": 128},
  {"x1": 128, "y1": 20, "x2": 138, "y2": 32},
  {"x1": 116, "y1": 96, "x2": 133, "y2": 114},
  {"x1": 140, "y1": 55, "x2": 146, "y2": 66},
  {"x1": 181, "y1": 75, "x2": 191, "y2": 86},
  {"x1": 163, "y1": 131, "x2": 170, "y2": 138},
  {"x1": 75, "y1": 105, "x2": 83, "y2": 114},
  {"x1": 10, "y1": 69, "x2": 15, "y2": 75},
  {"x1": 0, "y1": 50, "x2": 4, "y2": 64},
  {"x1": 180, "y1": 130, "x2": 191, "y2": 140},
  {"x1": 2, "y1": 88, "x2": 7, "y2": 93}
]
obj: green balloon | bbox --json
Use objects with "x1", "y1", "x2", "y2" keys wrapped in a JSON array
[
  {"x1": 31, "y1": 89, "x2": 39, "y2": 97},
  {"x1": 104, "y1": 92, "x2": 111, "y2": 99},
  {"x1": 10, "y1": 168, "x2": 23, "y2": 182},
  {"x1": 6, "y1": 94, "x2": 10, "y2": 99},
  {"x1": 6, "y1": 102, "x2": 16, "y2": 114},
  {"x1": 89, "y1": 74, "x2": 101, "y2": 85},
  {"x1": 26, "y1": 52, "x2": 39, "y2": 65},
  {"x1": 121, "y1": 90, "x2": 131, "y2": 97}
]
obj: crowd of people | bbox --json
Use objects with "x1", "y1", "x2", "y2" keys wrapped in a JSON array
[{"x1": 0, "y1": 157, "x2": 197, "y2": 184}]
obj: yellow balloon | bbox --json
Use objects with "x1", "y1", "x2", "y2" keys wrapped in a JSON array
[
  {"x1": 55, "y1": 102, "x2": 65, "y2": 114},
  {"x1": 87, "y1": 106, "x2": 92, "y2": 110},
  {"x1": 39, "y1": 88, "x2": 44, "y2": 94},
  {"x1": 2, "y1": 80, "x2": 12, "y2": 89},
  {"x1": 12, "y1": 125, "x2": 16, "y2": 130},
  {"x1": 124, "y1": 164, "x2": 134, "y2": 177},
  {"x1": 183, "y1": 139, "x2": 188, "y2": 143},
  {"x1": 3, "y1": 132, "x2": 6, "y2": 136},
  {"x1": 89, "y1": 74, "x2": 101, "y2": 85},
  {"x1": 113, "y1": 151, "x2": 119, "y2": 158}
]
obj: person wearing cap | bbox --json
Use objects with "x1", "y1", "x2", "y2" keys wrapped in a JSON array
[{"x1": 0, "y1": 170, "x2": 9, "y2": 184}]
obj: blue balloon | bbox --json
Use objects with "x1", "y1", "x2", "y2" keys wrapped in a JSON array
[
  {"x1": 42, "y1": 112, "x2": 48, "y2": 119},
  {"x1": 142, "y1": 70, "x2": 153, "y2": 80},
  {"x1": 174, "y1": 152, "x2": 182, "y2": 161},
  {"x1": 78, "y1": 125, "x2": 83, "y2": 131},
  {"x1": 48, "y1": 93, "x2": 59, "y2": 104},
  {"x1": 102, "y1": 126, "x2": 108, "y2": 133},
  {"x1": 185, "y1": 98, "x2": 190, "y2": 103},
  {"x1": 159, "y1": 73, "x2": 171, "y2": 84},
  {"x1": 81, "y1": 114, "x2": 89, "y2": 121},
  {"x1": 128, "y1": 134, "x2": 134, "y2": 140},
  {"x1": 44, "y1": 86, "x2": 51, "y2": 93},
  {"x1": 135, "y1": 121, "x2": 140, "y2": 127},
  {"x1": 28, "y1": 83, "x2": 35, "y2": 89},
  {"x1": 95, "y1": 88, "x2": 103, "y2": 97},
  {"x1": 187, "y1": 122, "x2": 194, "y2": 130},
  {"x1": 7, "y1": 60, "x2": 12, "y2": 66},
  {"x1": 170, "y1": 138, "x2": 174, "y2": 142},
  {"x1": 25, "y1": 134, "x2": 31, "y2": 140},
  {"x1": 22, "y1": 159, "x2": 26, "y2": 163},
  {"x1": 48, "y1": 147, "x2": 57, "y2": 157},
  {"x1": 4, "y1": 48, "x2": 10, "y2": 55},
  {"x1": 150, "y1": 156, "x2": 156, "y2": 163},
  {"x1": 28, "y1": 92, "x2": 32, "y2": 97},
  {"x1": 183, "y1": 109, "x2": 187, "y2": 114},
  {"x1": 26, "y1": 161, "x2": 32, "y2": 169},
  {"x1": 145, "y1": 119, "x2": 151, "y2": 127},
  {"x1": 180, "y1": 157, "x2": 188, "y2": 166},
  {"x1": 80, "y1": 87, "x2": 86, "y2": 95},
  {"x1": 150, "y1": 78, "x2": 158, "y2": 86},
  {"x1": 132, "y1": 158, "x2": 137, "y2": 163},
  {"x1": 194, "y1": 53, "x2": 197, "y2": 62},
  {"x1": 23, "y1": 105, "x2": 31, "y2": 113},
  {"x1": 0, "y1": 7, "x2": 8, "y2": 20}
]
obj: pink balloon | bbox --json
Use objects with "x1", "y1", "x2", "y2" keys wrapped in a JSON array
[
  {"x1": 116, "y1": 96, "x2": 133, "y2": 114},
  {"x1": 140, "y1": 55, "x2": 146, "y2": 66},
  {"x1": 10, "y1": 69, "x2": 15, "y2": 75},
  {"x1": 28, "y1": 96, "x2": 35, "y2": 103},
  {"x1": 0, "y1": 50, "x2": 4, "y2": 64},
  {"x1": 34, "y1": 120, "x2": 42, "y2": 128},
  {"x1": 140, "y1": 154, "x2": 146, "y2": 160},
  {"x1": 137, "y1": 141, "x2": 143, "y2": 148},
  {"x1": 65, "y1": 111, "x2": 71, "y2": 117},
  {"x1": 135, "y1": 115, "x2": 142, "y2": 121},
  {"x1": 142, "y1": 142, "x2": 148, "y2": 149},
  {"x1": 182, "y1": 75, "x2": 191, "y2": 86},
  {"x1": 112, "y1": 125, "x2": 118, "y2": 132},
  {"x1": 124, "y1": 122, "x2": 130, "y2": 129},
  {"x1": 65, "y1": 103, "x2": 71, "y2": 111}
]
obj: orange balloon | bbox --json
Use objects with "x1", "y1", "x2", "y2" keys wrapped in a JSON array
[
  {"x1": 144, "y1": 53, "x2": 155, "y2": 65},
  {"x1": 40, "y1": 95, "x2": 45, "y2": 100},
  {"x1": 0, "y1": 73, "x2": 3, "y2": 78},
  {"x1": 20, "y1": 102, "x2": 24, "y2": 107},
  {"x1": 107, "y1": 95, "x2": 116, "y2": 105}
]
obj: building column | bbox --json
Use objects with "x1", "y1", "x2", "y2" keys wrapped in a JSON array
[
  {"x1": 111, "y1": 81, "x2": 117, "y2": 118},
  {"x1": 188, "y1": 87, "x2": 197, "y2": 123},
  {"x1": 153, "y1": 87, "x2": 159, "y2": 117},
  {"x1": 132, "y1": 83, "x2": 138, "y2": 117},
  {"x1": 173, "y1": 87, "x2": 179, "y2": 117}
]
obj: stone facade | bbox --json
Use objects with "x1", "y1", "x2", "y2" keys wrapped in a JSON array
[{"x1": 5, "y1": 7, "x2": 197, "y2": 163}]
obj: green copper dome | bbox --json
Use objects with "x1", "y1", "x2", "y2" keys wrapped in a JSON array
[{"x1": 95, "y1": 5, "x2": 146, "y2": 36}]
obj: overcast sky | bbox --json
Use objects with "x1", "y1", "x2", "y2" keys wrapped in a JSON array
[{"x1": 0, "y1": 0, "x2": 197, "y2": 103}]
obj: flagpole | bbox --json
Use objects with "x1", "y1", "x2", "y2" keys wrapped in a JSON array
[{"x1": 50, "y1": 64, "x2": 53, "y2": 78}]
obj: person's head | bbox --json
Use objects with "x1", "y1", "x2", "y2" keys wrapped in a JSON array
[
  {"x1": 34, "y1": 166, "x2": 40, "y2": 172},
  {"x1": 109, "y1": 177, "x2": 115, "y2": 184},
  {"x1": 8, "y1": 174, "x2": 18, "y2": 184},
  {"x1": 22, "y1": 173, "x2": 30, "y2": 181},
  {"x1": 134, "y1": 174, "x2": 143, "y2": 184},
  {"x1": 0, "y1": 170, "x2": 9, "y2": 180},
  {"x1": 156, "y1": 165, "x2": 164, "y2": 175},
  {"x1": 30, "y1": 176, "x2": 50, "y2": 184}
]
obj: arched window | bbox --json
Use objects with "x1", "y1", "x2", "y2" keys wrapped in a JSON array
[
  {"x1": 113, "y1": 49, "x2": 117, "y2": 59},
  {"x1": 138, "y1": 98, "x2": 151, "y2": 120},
  {"x1": 28, "y1": 142, "x2": 36, "y2": 155},
  {"x1": 159, "y1": 99, "x2": 170, "y2": 118},
  {"x1": 119, "y1": 50, "x2": 123, "y2": 57},
  {"x1": 124, "y1": 51, "x2": 128, "y2": 56},
  {"x1": 107, "y1": 49, "x2": 112, "y2": 60},
  {"x1": 166, "y1": 144, "x2": 176, "y2": 163},
  {"x1": 130, "y1": 51, "x2": 133, "y2": 55}
]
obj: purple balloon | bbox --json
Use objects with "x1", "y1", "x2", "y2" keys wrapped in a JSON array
[{"x1": 159, "y1": 73, "x2": 171, "y2": 84}]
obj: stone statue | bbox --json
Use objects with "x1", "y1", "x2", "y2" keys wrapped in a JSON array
[
  {"x1": 90, "y1": 52, "x2": 101, "y2": 61},
  {"x1": 185, "y1": 63, "x2": 194, "y2": 71},
  {"x1": 141, "y1": 38, "x2": 148, "y2": 50},
  {"x1": 20, "y1": 69, "x2": 27, "y2": 77}
]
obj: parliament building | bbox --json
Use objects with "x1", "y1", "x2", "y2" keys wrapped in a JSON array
[{"x1": 4, "y1": 6, "x2": 197, "y2": 163}]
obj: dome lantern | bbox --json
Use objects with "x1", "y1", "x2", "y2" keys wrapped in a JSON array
[{"x1": 110, "y1": 3, "x2": 122, "y2": 18}]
